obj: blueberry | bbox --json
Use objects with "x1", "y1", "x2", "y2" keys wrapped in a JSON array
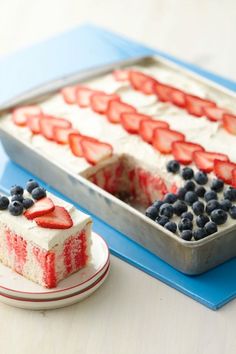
[
  {"x1": 223, "y1": 187, "x2": 236, "y2": 202},
  {"x1": 166, "y1": 160, "x2": 180, "y2": 173},
  {"x1": 204, "y1": 190, "x2": 218, "y2": 202},
  {"x1": 178, "y1": 218, "x2": 193, "y2": 232},
  {"x1": 229, "y1": 206, "x2": 236, "y2": 219},
  {"x1": 196, "y1": 214, "x2": 210, "y2": 228},
  {"x1": 173, "y1": 200, "x2": 188, "y2": 216},
  {"x1": 8, "y1": 201, "x2": 24, "y2": 216},
  {"x1": 145, "y1": 206, "x2": 158, "y2": 220},
  {"x1": 10, "y1": 185, "x2": 24, "y2": 196},
  {"x1": 159, "y1": 203, "x2": 174, "y2": 218},
  {"x1": 164, "y1": 221, "x2": 177, "y2": 233},
  {"x1": 211, "y1": 209, "x2": 228, "y2": 225},
  {"x1": 163, "y1": 193, "x2": 177, "y2": 204},
  {"x1": 181, "y1": 167, "x2": 194, "y2": 180},
  {"x1": 210, "y1": 178, "x2": 224, "y2": 193},
  {"x1": 155, "y1": 216, "x2": 169, "y2": 226},
  {"x1": 23, "y1": 198, "x2": 34, "y2": 209},
  {"x1": 181, "y1": 230, "x2": 193, "y2": 241},
  {"x1": 31, "y1": 187, "x2": 46, "y2": 200},
  {"x1": 0, "y1": 196, "x2": 9, "y2": 210},
  {"x1": 26, "y1": 179, "x2": 39, "y2": 193},
  {"x1": 219, "y1": 199, "x2": 232, "y2": 212},
  {"x1": 193, "y1": 228, "x2": 207, "y2": 240},
  {"x1": 184, "y1": 180, "x2": 196, "y2": 191},
  {"x1": 194, "y1": 171, "x2": 208, "y2": 185},
  {"x1": 206, "y1": 200, "x2": 221, "y2": 214},
  {"x1": 205, "y1": 221, "x2": 218, "y2": 235},
  {"x1": 192, "y1": 201, "x2": 205, "y2": 215},
  {"x1": 184, "y1": 191, "x2": 198, "y2": 205},
  {"x1": 181, "y1": 211, "x2": 194, "y2": 221},
  {"x1": 152, "y1": 200, "x2": 163, "y2": 212},
  {"x1": 195, "y1": 186, "x2": 206, "y2": 198},
  {"x1": 11, "y1": 194, "x2": 24, "y2": 203},
  {"x1": 176, "y1": 187, "x2": 187, "y2": 200}
]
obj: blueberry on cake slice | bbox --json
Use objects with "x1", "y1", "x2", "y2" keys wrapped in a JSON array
[{"x1": 0, "y1": 180, "x2": 92, "y2": 288}]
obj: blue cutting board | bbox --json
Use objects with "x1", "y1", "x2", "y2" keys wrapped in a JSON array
[{"x1": 1, "y1": 24, "x2": 236, "y2": 310}]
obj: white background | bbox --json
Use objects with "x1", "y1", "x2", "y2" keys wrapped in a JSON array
[{"x1": 1, "y1": 1, "x2": 236, "y2": 353}]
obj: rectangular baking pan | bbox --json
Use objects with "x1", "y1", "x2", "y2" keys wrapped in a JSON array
[{"x1": 1, "y1": 54, "x2": 236, "y2": 275}]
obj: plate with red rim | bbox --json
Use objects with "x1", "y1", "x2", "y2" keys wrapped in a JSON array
[
  {"x1": 0, "y1": 232, "x2": 110, "y2": 300},
  {"x1": 0, "y1": 263, "x2": 110, "y2": 310}
]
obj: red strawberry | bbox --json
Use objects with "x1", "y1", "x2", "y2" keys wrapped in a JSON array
[
  {"x1": 24, "y1": 197, "x2": 55, "y2": 220},
  {"x1": 77, "y1": 87, "x2": 101, "y2": 108},
  {"x1": 27, "y1": 115, "x2": 42, "y2": 134},
  {"x1": 141, "y1": 78, "x2": 157, "y2": 95},
  {"x1": 68, "y1": 134, "x2": 97, "y2": 157},
  {"x1": 90, "y1": 93, "x2": 120, "y2": 114},
  {"x1": 120, "y1": 112, "x2": 150, "y2": 134},
  {"x1": 193, "y1": 151, "x2": 229, "y2": 173},
  {"x1": 81, "y1": 138, "x2": 113, "y2": 165},
  {"x1": 129, "y1": 71, "x2": 156, "y2": 93},
  {"x1": 53, "y1": 127, "x2": 79, "y2": 144},
  {"x1": 39, "y1": 116, "x2": 72, "y2": 141},
  {"x1": 214, "y1": 160, "x2": 236, "y2": 184},
  {"x1": 106, "y1": 100, "x2": 136, "y2": 123},
  {"x1": 169, "y1": 89, "x2": 186, "y2": 108},
  {"x1": 203, "y1": 106, "x2": 229, "y2": 122},
  {"x1": 232, "y1": 168, "x2": 236, "y2": 187},
  {"x1": 113, "y1": 69, "x2": 130, "y2": 81},
  {"x1": 12, "y1": 106, "x2": 42, "y2": 126},
  {"x1": 223, "y1": 114, "x2": 236, "y2": 135},
  {"x1": 185, "y1": 95, "x2": 216, "y2": 117},
  {"x1": 172, "y1": 141, "x2": 204, "y2": 165},
  {"x1": 34, "y1": 206, "x2": 73, "y2": 229},
  {"x1": 152, "y1": 128, "x2": 185, "y2": 154},
  {"x1": 154, "y1": 83, "x2": 175, "y2": 102},
  {"x1": 139, "y1": 119, "x2": 170, "y2": 143},
  {"x1": 61, "y1": 86, "x2": 79, "y2": 104}
]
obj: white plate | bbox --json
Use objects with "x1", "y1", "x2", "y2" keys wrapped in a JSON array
[
  {"x1": 0, "y1": 232, "x2": 109, "y2": 300},
  {"x1": 0, "y1": 264, "x2": 110, "y2": 310}
]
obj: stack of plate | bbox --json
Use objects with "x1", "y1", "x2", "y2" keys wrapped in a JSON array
[{"x1": 0, "y1": 233, "x2": 110, "y2": 310}]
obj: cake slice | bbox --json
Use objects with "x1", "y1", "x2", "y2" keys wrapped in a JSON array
[{"x1": 0, "y1": 181, "x2": 92, "y2": 288}]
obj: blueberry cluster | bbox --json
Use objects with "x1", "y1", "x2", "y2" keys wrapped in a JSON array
[
  {"x1": 0, "y1": 180, "x2": 46, "y2": 216},
  {"x1": 146, "y1": 160, "x2": 236, "y2": 241}
]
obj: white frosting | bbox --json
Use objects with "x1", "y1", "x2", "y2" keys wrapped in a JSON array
[{"x1": 0, "y1": 192, "x2": 92, "y2": 250}]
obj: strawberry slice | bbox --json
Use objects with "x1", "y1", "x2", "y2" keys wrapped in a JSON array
[
  {"x1": 129, "y1": 71, "x2": 155, "y2": 91},
  {"x1": 141, "y1": 78, "x2": 157, "y2": 95},
  {"x1": 169, "y1": 89, "x2": 186, "y2": 108},
  {"x1": 193, "y1": 151, "x2": 229, "y2": 173},
  {"x1": 12, "y1": 106, "x2": 42, "y2": 126},
  {"x1": 77, "y1": 87, "x2": 101, "y2": 108},
  {"x1": 203, "y1": 106, "x2": 229, "y2": 122},
  {"x1": 113, "y1": 69, "x2": 130, "y2": 81},
  {"x1": 139, "y1": 119, "x2": 170, "y2": 143},
  {"x1": 53, "y1": 127, "x2": 79, "y2": 144},
  {"x1": 61, "y1": 86, "x2": 79, "y2": 104},
  {"x1": 68, "y1": 134, "x2": 97, "y2": 157},
  {"x1": 185, "y1": 95, "x2": 216, "y2": 117},
  {"x1": 172, "y1": 141, "x2": 204, "y2": 165},
  {"x1": 223, "y1": 114, "x2": 236, "y2": 135},
  {"x1": 24, "y1": 197, "x2": 55, "y2": 220},
  {"x1": 90, "y1": 93, "x2": 120, "y2": 114},
  {"x1": 214, "y1": 160, "x2": 236, "y2": 184},
  {"x1": 34, "y1": 206, "x2": 73, "y2": 229},
  {"x1": 106, "y1": 100, "x2": 136, "y2": 123},
  {"x1": 81, "y1": 138, "x2": 113, "y2": 165},
  {"x1": 39, "y1": 116, "x2": 72, "y2": 141},
  {"x1": 154, "y1": 83, "x2": 175, "y2": 102},
  {"x1": 120, "y1": 112, "x2": 150, "y2": 134},
  {"x1": 27, "y1": 115, "x2": 43, "y2": 134},
  {"x1": 152, "y1": 128, "x2": 185, "y2": 154},
  {"x1": 232, "y1": 168, "x2": 236, "y2": 187}
]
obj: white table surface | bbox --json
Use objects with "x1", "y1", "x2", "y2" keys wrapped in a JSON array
[{"x1": 1, "y1": 1, "x2": 236, "y2": 353}]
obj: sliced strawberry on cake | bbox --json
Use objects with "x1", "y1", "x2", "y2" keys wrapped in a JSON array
[
  {"x1": 129, "y1": 71, "x2": 157, "y2": 94},
  {"x1": 34, "y1": 206, "x2": 73, "y2": 229},
  {"x1": 61, "y1": 85, "x2": 79, "y2": 104},
  {"x1": 152, "y1": 128, "x2": 185, "y2": 154},
  {"x1": 24, "y1": 197, "x2": 55, "y2": 220},
  {"x1": 172, "y1": 141, "x2": 204, "y2": 165},
  {"x1": 81, "y1": 138, "x2": 113, "y2": 165},
  {"x1": 154, "y1": 83, "x2": 175, "y2": 102},
  {"x1": 53, "y1": 127, "x2": 79, "y2": 144},
  {"x1": 203, "y1": 106, "x2": 229, "y2": 122},
  {"x1": 169, "y1": 88, "x2": 186, "y2": 108},
  {"x1": 139, "y1": 119, "x2": 169, "y2": 143},
  {"x1": 106, "y1": 100, "x2": 136, "y2": 123},
  {"x1": 223, "y1": 113, "x2": 236, "y2": 135},
  {"x1": 214, "y1": 160, "x2": 236, "y2": 184},
  {"x1": 90, "y1": 93, "x2": 120, "y2": 114},
  {"x1": 12, "y1": 105, "x2": 42, "y2": 126},
  {"x1": 113, "y1": 69, "x2": 130, "y2": 81},
  {"x1": 193, "y1": 151, "x2": 229, "y2": 173},
  {"x1": 120, "y1": 112, "x2": 150, "y2": 134},
  {"x1": 77, "y1": 87, "x2": 102, "y2": 108},
  {"x1": 27, "y1": 115, "x2": 42, "y2": 134},
  {"x1": 68, "y1": 133, "x2": 97, "y2": 157},
  {"x1": 185, "y1": 95, "x2": 216, "y2": 117},
  {"x1": 39, "y1": 116, "x2": 72, "y2": 141}
]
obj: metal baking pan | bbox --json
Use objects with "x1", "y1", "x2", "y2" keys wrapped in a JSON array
[{"x1": 1, "y1": 54, "x2": 236, "y2": 275}]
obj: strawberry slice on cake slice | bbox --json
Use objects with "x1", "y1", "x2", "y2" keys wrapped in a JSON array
[
  {"x1": 68, "y1": 133, "x2": 98, "y2": 157},
  {"x1": 139, "y1": 119, "x2": 169, "y2": 143},
  {"x1": 129, "y1": 71, "x2": 157, "y2": 94},
  {"x1": 223, "y1": 113, "x2": 236, "y2": 135},
  {"x1": 39, "y1": 115, "x2": 72, "y2": 141},
  {"x1": 185, "y1": 95, "x2": 216, "y2": 117},
  {"x1": 193, "y1": 151, "x2": 229, "y2": 173},
  {"x1": 152, "y1": 128, "x2": 185, "y2": 154},
  {"x1": 12, "y1": 105, "x2": 42, "y2": 126},
  {"x1": 90, "y1": 92, "x2": 120, "y2": 114},
  {"x1": 81, "y1": 138, "x2": 113, "y2": 165},
  {"x1": 77, "y1": 87, "x2": 102, "y2": 108},
  {"x1": 106, "y1": 100, "x2": 136, "y2": 123},
  {"x1": 24, "y1": 197, "x2": 55, "y2": 220},
  {"x1": 34, "y1": 206, "x2": 73, "y2": 229},
  {"x1": 120, "y1": 112, "x2": 150, "y2": 134},
  {"x1": 172, "y1": 141, "x2": 204, "y2": 165},
  {"x1": 214, "y1": 160, "x2": 236, "y2": 184}
]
